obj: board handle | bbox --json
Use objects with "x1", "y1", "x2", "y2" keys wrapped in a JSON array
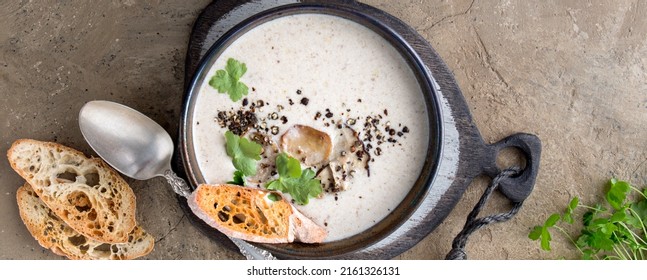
[{"x1": 482, "y1": 133, "x2": 542, "y2": 203}]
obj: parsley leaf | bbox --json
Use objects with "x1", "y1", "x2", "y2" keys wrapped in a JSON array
[
  {"x1": 276, "y1": 152, "x2": 301, "y2": 178},
  {"x1": 227, "y1": 170, "x2": 245, "y2": 186},
  {"x1": 209, "y1": 70, "x2": 232, "y2": 93},
  {"x1": 208, "y1": 58, "x2": 249, "y2": 102},
  {"x1": 266, "y1": 192, "x2": 281, "y2": 202},
  {"x1": 229, "y1": 81, "x2": 249, "y2": 102},
  {"x1": 224, "y1": 130, "x2": 262, "y2": 178},
  {"x1": 226, "y1": 58, "x2": 247, "y2": 80},
  {"x1": 265, "y1": 153, "x2": 322, "y2": 205},
  {"x1": 563, "y1": 197, "x2": 579, "y2": 224},
  {"x1": 606, "y1": 179, "x2": 630, "y2": 210},
  {"x1": 528, "y1": 213, "x2": 560, "y2": 251}
]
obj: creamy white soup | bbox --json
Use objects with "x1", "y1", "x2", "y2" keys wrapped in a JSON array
[{"x1": 191, "y1": 14, "x2": 429, "y2": 241}]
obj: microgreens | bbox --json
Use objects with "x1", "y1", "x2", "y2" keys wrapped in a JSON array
[
  {"x1": 209, "y1": 58, "x2": 249, "y2": 102},
  {"x1": 266, "y1": 153, "x2": 322, "y2": 205},
  {"x1": 529, "y1": 178, "x2": 647, "y2": 259}
]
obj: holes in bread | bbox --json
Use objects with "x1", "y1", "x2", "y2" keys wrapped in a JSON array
[
  {"x1": 83, "y1": 172, "x2": 100, "y2": 187},
  {"x1": 106, "y1": 198, "x2": 118, "y2": 217},
  {"x1": 56, "y1": 170, "x2": 78, "y2": 183},
  {"x1": 46, "y1": 210, "x2": 59, "y2": 221},
  {"x1": 94, "y1": 243, "x2": 111, "y2": 252},
  {"x1": 213, "y1": 202, "x2": 218, "y2": 209},
  {"x1": 92, "y1": 244, "x2": 112, "y2": 259},
  {"x1": 87, "y1": 209, "x2": 97, "y2": 221},
  {"x1": 218, "y1": 211, "x2": 230, "y2": 222},
  {"x1": 232, "y1": 213, "x2": 246, "y2": 224},
  {"x1": 60, "y1": 154, "x2": 82, "y2": 166},
  {"x1": 68, "y1": 235, "x2": 87, "y2": 246},
  {"x1": 79, "y1": 244, "x2": 90, "y2": 254},
  {"x1": 254, "y1": 205, "x2": 269, "y2": 224},
  {"x1": 67, "y1": 191, "x2": 92, "y2": 212},
  {"x1": 111, "y1": 244, "x2": 119, "y2": 253}
]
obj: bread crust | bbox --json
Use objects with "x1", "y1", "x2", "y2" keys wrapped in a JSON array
[
  {"x1": 188, "y1": 184, "x2": 327, "y2": 244},
  {"x1": 17, "y1": 183, "x2": 154, "y2": 260},
  {"x1": 7, "y1": 139, "x2": 136, "y2": 243}
]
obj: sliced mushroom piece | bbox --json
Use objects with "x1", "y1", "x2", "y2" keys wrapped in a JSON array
[
  {"x1": 316, "y1": 126, "x2": 370, "y2": 192},
  {"x1": 247, "y1": 131, "x2": 280, "y2": 185},
  {"x1": 330, "y1": 126, "x2": 365, "y2": 161},
  {"x1": 280, "y1": 125, "x2": 332, "y2": 168},
  {"x1": 316, "y1": 165, "x2": 340, "y2": 193}
]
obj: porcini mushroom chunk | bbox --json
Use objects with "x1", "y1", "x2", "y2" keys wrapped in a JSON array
[
  {"x1": 316, "y1": 126, "x2": 370, "y2": 192},
  {"x1": 280, "y1": 125, "x2": 332, "y2": 168}
]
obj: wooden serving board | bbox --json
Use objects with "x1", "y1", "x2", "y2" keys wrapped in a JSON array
[{"x1": 175, "y1": 0, "x2": 541, "y2": 259}]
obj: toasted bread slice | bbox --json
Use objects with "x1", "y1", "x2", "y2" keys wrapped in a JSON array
[
  {"x1": 188, "y1": 184, "x2": 327, "y2": 243},
  {"x1": 7, "y1": 139, "x2": 136, "y2": 243},
  {"x1": 17, "y1": 183, "x2": 154, "y2": 260}
]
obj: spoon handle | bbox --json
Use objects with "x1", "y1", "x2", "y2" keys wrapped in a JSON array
[
  {"x1": 230, "y1": 237, "x2": 277, "y2": 260},
  {"x1": 162, "y1": 169, "x2": 276, "y2": 260},
  {"x1": 163, "y1": 169, "x2": 193, "y2": 197}
]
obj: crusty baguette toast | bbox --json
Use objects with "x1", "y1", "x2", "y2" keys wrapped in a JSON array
[
  {"x1": 7, "y1": 139, "x2": 136, "y2": 243},
  {"x1": 188, "y1": 184, "x2": 327, "y2": 243},
  {"x1": 17, "y1": 183, "x2": 154, "y2": 260}
]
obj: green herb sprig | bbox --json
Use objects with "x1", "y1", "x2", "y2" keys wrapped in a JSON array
[
  {"x1": 266, "y1": 153, "x2": 322, "y2": 205},
  {"x1": 209, "y1": 58, "x2": 249, "y2": 102},
  {"x1": 227, "y1": 170, "x2": 245, "y2": 186},
  {"x1": 224, "y1": 130, "x2": 262, "y2": 185},
  {"x1": 529, "y1": 178, "x2": 647, "y2": 259}
]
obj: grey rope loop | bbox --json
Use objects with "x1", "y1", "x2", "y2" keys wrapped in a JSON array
[{"x1": 445, "y1": 167, "x2": 524, "y2": 260}]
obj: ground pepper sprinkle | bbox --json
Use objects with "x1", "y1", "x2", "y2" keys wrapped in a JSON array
[{"x1": 215, "y1": 109, "x2": 258, "y2": 136}]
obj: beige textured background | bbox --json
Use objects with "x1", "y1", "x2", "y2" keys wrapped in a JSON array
[{"x1": 1, "y1": 0, "x2": 646, "y2": 259}]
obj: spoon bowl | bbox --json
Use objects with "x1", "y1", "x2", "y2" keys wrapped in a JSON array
[{"x1": 79, "y1": 101, "x2": 173, "y2": 180}]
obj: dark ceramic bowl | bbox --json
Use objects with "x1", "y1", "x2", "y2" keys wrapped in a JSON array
[{"x1": 179, "y1": 1, "x2": 541, "y2": 259}]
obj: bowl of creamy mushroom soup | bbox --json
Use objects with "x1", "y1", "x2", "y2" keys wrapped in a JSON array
[{"x1": 181, "y1": 3, "x2": 442, "y2": 259}]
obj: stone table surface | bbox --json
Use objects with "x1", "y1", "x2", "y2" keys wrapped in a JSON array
[{"x1": 1, "y1": 0, "x2": 646, "y2": 260}]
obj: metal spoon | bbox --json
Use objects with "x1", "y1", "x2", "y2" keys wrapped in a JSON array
[{"x1": 78, "y1": 100, "x2": 275, "y2": 260}]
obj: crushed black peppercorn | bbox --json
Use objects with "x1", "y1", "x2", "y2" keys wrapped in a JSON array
[{"x1": 215, "y1": 109, "x2": 258, "y2": 136}]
